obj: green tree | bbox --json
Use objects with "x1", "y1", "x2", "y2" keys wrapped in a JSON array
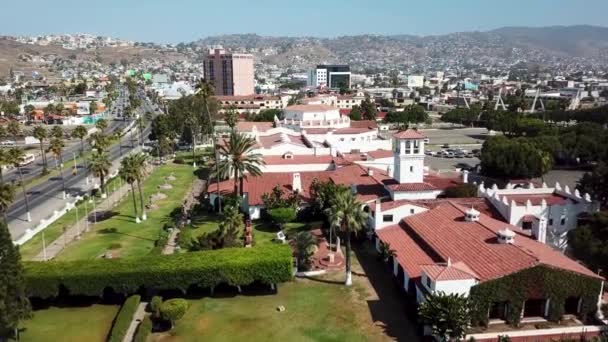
[
  {"x1": 150, "y1": 296, "x2": 163, "y2": 318},
  {"x1": 119, "y1": 154, "x2": 140, "y2": 222},
  {"x1": 294, "y1": 231, "x2": 315, "y2": 271},
  {"x1": 418, "y1": 292, "x2": 471, "y2": 342},
  {"x1": 349, "y1": 105, "x2": 362, "y2": 121},
  {"x1": 72, "y1": 125, "x2": 88, "y2": 156},
  {"x1": 7, "y1": 121, "x2": 20, "y2": 144},
  {"x1": 160, "y1": 299, "x2": 188, "y2": 329},
  {"x1": 360, "y1": 98, "x2": 377, "y2": 121},
  {"x1": 268, "y1": 207, "x2": 296, "y2": 231},
  {"x1": 0, "y1": 149, "x2": 10, "y2": 183},
  {"x1": 88, "y1": 132, "x2": 110, "y2": 153},
  {"x1": 51, "y1": 125, "x2": 63, "y2": 139},
  {"x1": 443, "y1": 184, "x2": 478, "y2": 198},
  {"x1": 0, "y1": 220, "x2": 31, "y2": 339},
  {"x1": 49, "y1": 138, "x2": 67, "y2": 198},
  {"x1": 214, "y1": 132, "x2": 265, "y2": 200},
  {"x1": 480, "y1": 136, "x2": 551, "y2": 179},
  {"x1": 578, "y1": 163, "x2": 608, "y2": 208},
  {"x1": 378, "y1": 241, "x2": 396, "y2": 263},
  {"x1": 32, "y1": 126, "x2": 48, "y2": 172},
  {"x1": 0, "y1": 183, "x2": 15, "y2": 223},
  {"x1": 325, "y1": 187, "x2": 369, "y2": 286},
  {"x1": 89, "y1": 152, "x2": 111, "y2": 197},
  {"x1": 224, "y1": 106, "x2": 238, "y2": 131},
  {"x1": 132, "y1": 153, "x2": 148, "y2": 220},
  {"x1": 8, "y1": 148, "x2": 31, "y2": 221},
  {"x1": 95, "y1": 118, "x2": 108, "y2": 132}
]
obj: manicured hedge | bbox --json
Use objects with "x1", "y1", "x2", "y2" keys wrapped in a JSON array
[
  {"x1": 108, "y1": 295, "x2": 141, "y2": 342},
  {"x1": 24, "y1": 245, "x2": 293, "y2": 298},
  {"x1": 133, "y1": 315, "x2": 152, "y2": 342}
]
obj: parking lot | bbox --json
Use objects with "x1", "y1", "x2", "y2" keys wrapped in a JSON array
[{"x1": 425, "y1": 154, "x2": 480, "y2": 172}]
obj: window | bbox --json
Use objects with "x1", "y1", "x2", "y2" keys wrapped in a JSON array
[
  {"x1": 382, "y1": 214, "x2": 393, "y2": 222},
  {"x1": 522, "y1": 221, "x2": 532, "y2": 230},
  {"x1": 561, "y1": 217, "x2": 566, "y2": 225},
  {"x1": 410, "y1": 209, "x2": 415, "y2": 214},
  {"x1": 548, "y1": 218, "x2": 553, "y2": 226},
  {"x1": 426, "y1": 276, "x2": 432, "y2": 288},
  {"x1": 409, "y1": 166, "x2": 414, "y2": 172}
]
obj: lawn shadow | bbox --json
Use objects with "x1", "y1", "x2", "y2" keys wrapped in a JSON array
[
  {"x1": 96, "y1": 227, "x2": 156, "y2": 242},
  {"x1": 300, "y1": 276, "x2": 344, "y2": 285},
  {"x1": 354, "y1": 242, "x2": 422, "y2": 341}
]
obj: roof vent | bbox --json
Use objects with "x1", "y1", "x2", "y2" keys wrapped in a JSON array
[
  {"x1": 280, "y1": 133, "x2": 290, "y2": 143},
  {"x1": 464, "y1": 207, "x2": 480, "y2": 222},
  {"x1": 497, "y1": 228, "x2": 515, "y2": 244}
]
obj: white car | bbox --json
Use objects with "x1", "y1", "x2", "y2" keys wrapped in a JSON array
[{"x1": 1, "y1": 140, "x2": 16, "y2": 146}]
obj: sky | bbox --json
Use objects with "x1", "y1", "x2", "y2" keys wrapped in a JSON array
[{"x1": 1, "y1": 0, "x2": 607, "y2": 43}]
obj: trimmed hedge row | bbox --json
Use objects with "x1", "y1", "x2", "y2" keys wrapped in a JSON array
[
  {"x1": 24, "y1": 245, "x2": 293, "y2": 298},
  {"x1": 108, "y1": 295, "x2": 141, "y2": 342},
  {"x1": 133, "y1": 315, "x2": 152, "y2": 342}
]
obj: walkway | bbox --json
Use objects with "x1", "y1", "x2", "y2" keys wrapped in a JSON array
[
  {"x1": 123, "y1": 302, "x2": 148, "y2": 342},
  {"x1": 31, "y1": 179, "x2": 131, "y2": 261}
]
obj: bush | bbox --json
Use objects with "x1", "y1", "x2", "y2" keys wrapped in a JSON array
[
  {"x1": 160, "y1": 298, "x2": 189, "y2": 328},
  {"x1": 177, "y1": 228, "x2": 194, "y2": 251},
  {"x1": 133, "y1": 315, "x2": 152, "y2": 342},
  {"x1": 443, "y1": 183, "x2": 478, "y2": 198},
  {"x1": 108, "y1": 295, "x2": 141, "y2": 342},
  {"x1": 173, "y1": 157, "x2": 185, "y2": 164},
  {"x1": 150, "y1": 295, "x2": 163, "y2": 317},
  {"x1": 24, "y1": 245, "x2": 293, "y2": 298},
  {"x1": 268, "y1": 207, "x2": 296, "y2": 228}
]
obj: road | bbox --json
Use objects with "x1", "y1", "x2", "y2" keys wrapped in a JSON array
[{"x1": 7, "y1": 86, "x2": 158, "y2": 239}]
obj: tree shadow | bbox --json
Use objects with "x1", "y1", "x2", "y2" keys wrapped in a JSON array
[
  {"x1": 300, "y1": 276, "x2": 344, "y2": 285},
  {"x1": 96, "y1": 227, "x2": 156, "y2": 242}
]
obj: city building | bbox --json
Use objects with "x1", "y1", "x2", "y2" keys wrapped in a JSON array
[
  {"x1": 307, "y1": 65, "x2": 351, "y2": 89},
  {"x1": 214, "y1": 94, "x2": 290, "y2": 114},
  {"x1": 204, "y1": 46, "x2": 255, "y2": 96}
]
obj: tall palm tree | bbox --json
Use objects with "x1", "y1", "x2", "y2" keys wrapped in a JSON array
[
  {"x1": 119, "y1": 155, "x2": 140, "y2": 223},
  {"x1": 88, "y1": 132, "x2": 110, "y2": 153},
  {"x1": 8, "y1": 148, "x2": 31, "y2": 221},
  {"x1": 51, "y1": 125, "x2": 63, "y2": 140},
  {"x1": 7, "y1": 121, "x2": 20, "y2": 144},
  {"x1": 95, "y1": 118, "x2": 108, "y2": 132},
  {"x1": 32, "y1": 125, "x2": 48, "y2": 172},
  {"x1": 49, "y1": 138, "x2": 67, "y2": 199},
  {"x1": 0, "y1": 182, "x2": 15, "y2": 223},
  {"x1": 0, "y1": 148, "x2": 11, "y2": 183},
  {"x1": 89, "y1": 152, "x2": 111, "y2": 198},
  {"x1": 195, "y1": 79, "x2": 221, "y2": 213},
  {"x1": 72, "y1": 125, "x2": 88, "y2": 156},
  {"x1": 214, "y1": 132, "x2": 265, "y2": 200},
  {"x1": 325, "y1": 187, "x2": 369, "y2": 286},
  {"x1": 135, "y1": 117, "x2": 145, "y2": 146},
  {"x1": 132, "y1": 153, "x2": 148, "y2": 220}
]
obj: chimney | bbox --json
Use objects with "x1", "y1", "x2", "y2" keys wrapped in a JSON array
[
  {"x1": 462, "y1": 170, "x2": 469, "y2": 184},
  {"x1": 292, "y1": 173, "x2": 302, "y2": 192},
  {"x1": 464, "y1": 207, "x2": 480, "y2": 222},
  {"x1": 367, "y1": 168, "x2": 374, "y2": 176},
  {"x1": 497, "y1": 228, "x2": 515, "y2": 244}
]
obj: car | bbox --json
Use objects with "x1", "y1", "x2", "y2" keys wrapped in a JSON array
[
  {"x1": 454, "y1": 151, "x2": 466, "y2": 158},
  {"x1": 425, "y1": 150, "x2": 436, "y2": 156},
  {"x1": 1, "y1": 140, "x2": 16, "y2": 146},
  {"x1": 441, "y1": 143, "x2": 450, "y2": 149},
  {"x1": 465, "y1": 152, "x2": 475, "y2": 158}
]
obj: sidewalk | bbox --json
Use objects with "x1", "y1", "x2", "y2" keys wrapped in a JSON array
[
  {"x1": 123, "y1": 302, "x2": 148, "y2": 342},
  {"x1": 31, "y1": 176, "x2": 131, "y2": 261}
]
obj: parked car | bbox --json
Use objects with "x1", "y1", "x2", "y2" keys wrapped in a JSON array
[
  {"x1": 454, "y1": 151, "x2": 467, "y2": 158},
  {"x1": 1, "y1": 140, "x2": 16, "y2": 146},
  {"x1": 441, "y1": 150, "x2": 455, "y2": 158},
  {"x1": 425, "y1": 150, "x2": 436, "y2": 156}
]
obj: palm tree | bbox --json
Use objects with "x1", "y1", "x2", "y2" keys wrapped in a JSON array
[
  {"x1": 135, "y1": 117, "x2": 145, "y2": 146},
  {"x1": 88, "y1": 132, "x2": 110, "y2": 153},
  {"x1": 32, "y1": 126, "x2": 48, "y2": 172},
  {"x1": 295, "y1": 231, "x2": 316, "y2": 271},
  {"x1": 195, "y1": 79, "x2": 221, "y2": 213},
  {"x1": 119, "y1": 155, "x2": 140, "y2": 223},
  {"x1": 8, "y1": 148, "x2": 31, "y2": 221},
  {"x1": 7, "y1": 120, "x2": 20, "y2": 144},
  {"x1": 132, "y1": 153, "x2": 148, "y2": 220},
  {"x1": 49, "y1": 138, "x2": 67, "y2": 198},
  {"x1": 89, "y1": 152, "x2": 111, "y2": 198},
  {"x1": 51, "y1": 125, "x2": 63, "y2": 139},
  {"x1": 325, "y1": 187, "x2": 369, "y2": 286},
  {"x1": 0, "y1": 182, "x2": 15, "y2": 223},
  {"x1": 418, "y1": 292, "x2": 471, "y2": 341},
  {"x1": 72, "y1": 125, "x2": 88, "y2": 156},
  {"x1": 214, "y1": 132, "x2": 264, "y2": 200},
  {"x1": 95, "y1": 118, "x2": 108, "y2": 132},
  {"x1": 0, "y1": 148, "x2": 11, "y2": 183}
]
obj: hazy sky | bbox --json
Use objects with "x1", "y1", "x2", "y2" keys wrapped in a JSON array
[{"x1": 1, "y1": 0, "x2": 607, "y2": 43}]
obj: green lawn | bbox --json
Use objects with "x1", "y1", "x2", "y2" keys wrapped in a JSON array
[
  {"x1": 19, "y1": 175, "x2": 125, "y2": 260},
  {"x1": 18, "y1": 304, "x2": 119, "y2": 342},
  {"x1": 151, "y1": 280, "x2": 386, "y2": 342},
  {"x1": 54, "y1": 162, "x2": 195, "y2": 260}
]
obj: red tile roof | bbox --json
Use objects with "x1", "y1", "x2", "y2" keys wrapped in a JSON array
[
  {"x1": 421, "y1": 261, "x2": 479, "y2": 281},
  {"x1": 366, "y1": 150, "x2": 393, "y2": 159},
  {"x1": 387, "y1": 183, "x2": 438, "y2": 192},
  {"x1": 349, "y1": 120, "x2": 378, "y2": 129},
  {"x1": 333, "y1": 127, "x2": 372, "y2": 135},
  {"x1": 401, "y1": 201, "x2": 601, "y2": 281},
  {"x1": 286, "y1": 104, "x2": 336, "y2": 112},
  {"x1": 393, "y1": 129, "x2": 427, "y2": 139},
  {"x1": 376, "y1": 222, "x2": 436, "y2": 280},
  {"x1": 263, "y1": 155, "x2": 336, "y2": 165},
  {"x1": 257, "y1": 133, "x2": 308, "y2": 149}
]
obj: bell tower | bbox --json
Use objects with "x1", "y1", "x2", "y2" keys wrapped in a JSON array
[{"x1": 392, "y1": 129, "x2": 426, "y2": 184}]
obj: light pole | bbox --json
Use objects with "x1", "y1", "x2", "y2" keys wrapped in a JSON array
[
  {"x1": 74, "y1": 202, "x2": 80, "y2": 239},
  {"x1": 42, "y1": 231, "x2": 47, "y2": 261},
  {"x1": 84, "y1": 197, "x2": 89, "y2": 232}
]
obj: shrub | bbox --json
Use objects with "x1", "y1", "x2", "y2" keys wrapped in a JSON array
[
  {"x1": 108, "y1": 295, "x2": 141, "y2": 342},
  {"x1": 443, "y1": 183, "x2": 478, "y2": 198},
  {"x1": 160, "y1": 298, "x2": 189, "y2": 328},
  {"x1": 177, "y1": 228, "x2": 193, "y2": 250},
  {"x1": 133, "y1": 315, "x2": 152, "y2": 342},
  {"x1": 150, "y1": 296, "x2": 163, "y2": 317},
  {"x1": 24, "y1": 245, "x2": 293, "y2": 298},
  {"x1": 173, "y1": 157, "x2": 185, "y2": 164},
  {"x1": 268, "y1": 207, "x2": 296, "y2": 229}
]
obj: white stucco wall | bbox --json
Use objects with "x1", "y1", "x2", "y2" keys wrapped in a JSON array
[
  {"x1": 390, "y1": 189, "x2": 443, "y2": 201},
  {"x1": 434, "y1": 279, "x2": 478, "y2": 297}
]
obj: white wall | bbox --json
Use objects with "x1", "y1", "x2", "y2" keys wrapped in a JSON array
[
  {"x1": 374, "y1": 204, "x2": 429, "y2": 230},
  {"x1": 391, "y1": 189, "x2": 442, "y2": 201},
  {"x1": 434, "y1": 278, "x2": 478, "y2": 297}
]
